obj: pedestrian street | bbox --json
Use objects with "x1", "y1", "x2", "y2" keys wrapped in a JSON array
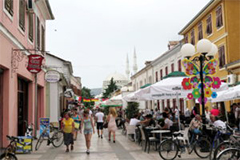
[{"x1": 17, "y1": 130, "x2": 208, "y2": 160}]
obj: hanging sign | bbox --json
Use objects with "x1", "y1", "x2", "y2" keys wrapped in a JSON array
[
  {"x1": 27, "y1": 55, "x2": 44, "y2": 73},
  {"x1": 45, "y1": 70, "x2": 60, "y2": 83}
]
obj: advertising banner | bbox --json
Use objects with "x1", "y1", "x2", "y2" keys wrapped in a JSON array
[{"x1": 40, "y1": 118, "x2": 50, "y2": 137}]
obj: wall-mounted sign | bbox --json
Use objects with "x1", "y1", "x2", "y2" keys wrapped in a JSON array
[
  {"x1": 64, "y1": 89, "x2": 74, "y2": 98},
  {"x1": 45, "y1": 70, "x2": 60, "y2": 83},
  {"x1": 27, "y1": 55, "x2": 44, "y2": 73}
]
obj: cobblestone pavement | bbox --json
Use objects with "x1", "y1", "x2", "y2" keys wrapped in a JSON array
[{"x1": 16, "y1": 130, "x2": 209, "y2": 160}]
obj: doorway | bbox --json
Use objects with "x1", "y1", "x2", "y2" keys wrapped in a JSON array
[
  {"x1": 18, "y1": 78, "x2": 28, "y2": 136},
  {"x1": 0, "y1": 69, "x2": 3, "y2": 148}
]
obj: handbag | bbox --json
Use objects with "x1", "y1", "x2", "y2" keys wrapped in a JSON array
[{"x1": 103, "y1": 122, "x2": 108, "y2": 128}]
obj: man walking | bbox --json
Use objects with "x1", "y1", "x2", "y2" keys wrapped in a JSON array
[{"x1": 95, "y1": 109, "x2": 104, "y2": 138}]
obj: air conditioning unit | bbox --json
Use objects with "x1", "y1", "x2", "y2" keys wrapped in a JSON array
[
  {"x1": 27, "y1": 0, "x2": 34, "y2": 14},
  {"x1": 227, "y1": 74, "x2": 236, "y2": 85}
]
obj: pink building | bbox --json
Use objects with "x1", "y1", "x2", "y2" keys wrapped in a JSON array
[{"x1": 0, "y1": 0, "x2": 54, "y2": 147}]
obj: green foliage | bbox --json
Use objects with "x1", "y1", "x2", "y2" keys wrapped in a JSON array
[
  {"x1": 125, "y1": 102, "x2": 139, "y2": 119},
  {"x1": 81, "y1": 86, "x2": 94, "y2": 108},
  {"x1": 102, "y1": 78, "x2": 118, "y2": 98},
  {"x1": 103, "y1": 106, "x2": 110, "y2": 116}
]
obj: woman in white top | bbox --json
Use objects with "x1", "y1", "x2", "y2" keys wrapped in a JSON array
[{"x1": 107, "y1": 107, "x2": 118, "y2": 143}]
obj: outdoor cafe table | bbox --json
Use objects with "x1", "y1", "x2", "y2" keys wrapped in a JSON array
[{"x1": 151, "y1": 130, "x2": 171, "y2": 141}]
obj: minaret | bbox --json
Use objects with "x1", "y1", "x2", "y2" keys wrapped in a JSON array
[
  {"x1": 133, "y1": 47, "x2": 138, "y2": 74},
  {"x1": 125, "y1": 54, "x2": 130, "y2": 80}
]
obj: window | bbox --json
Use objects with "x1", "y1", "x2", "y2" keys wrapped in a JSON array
[
  {"x1": 37, "y1": 17, "x2": 40, "y2": 49},
  {"x1": 28, "y1": 14, "x2": 33, "y2": 42},
  {"x1": 5, "y1": 0, "x2": 13, "y2": 16},
  {"x1": 167, "y1": 99, "x2": 170, "y2": 108},
  {"x1": 191, "y1": 29, "x2": 195, "y2": 45},
  {"x1": 41, "y1": 26, "x2": 45, "y2": 51},
  {"x1": 162, "y1": 100, "x2": 165, "y2": 109},
  {"x1": 171, "y1": 63, "x2": 174, "y2": 72},
  {"x1": 218, "y1": 45, "x2": 226, "y2": 68},
  {"x1": 178, "y1": 60, "x2": 182, "y2": 71},
  {"x1": 216, "y1": 5, "x2": 223, "y2": 28},
  {"x1": 198, "y1": 22, "x2": 203, "y2": 40},
  {"x1": 160, "y1": 69, "x2": 163, "y2": 80},
  {"x1": 206, "y1": 14, "x2": 212, "y2": 35},
  {"x1": 19, "y1": 0, "x2": 25, "y2": 31},
  {"x1": 155, "y1": 71, "x2": 158, "y2": 82},
  {"x1": 165, "y1": 67, "x2": 168, "y2": 76},
  {"x1": 184, "y1": 35, "x2": 188, "y2": 43}
]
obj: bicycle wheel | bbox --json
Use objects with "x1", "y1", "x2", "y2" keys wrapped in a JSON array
[
  {"x1": 212, "y1": 141, "x2": 232, "y2": 160},
  {"x1": 35, "y1": 135, "x2": 44, "y2": 151},
  {"x1": 0, "y1": 153, "x2": 17, "y2": 160},
  {"x1": 216, "y1": 148, "x2": 240, "y2": 160},
  {"x1": 52, "y1": 131, "x2": 64, "y2": 148},
  {"x1": 159, "y1": 139, "x2": 178, "y2": 160},
  {"x1": 194, "y1": 137, "x2": 211, "y2": 159}
]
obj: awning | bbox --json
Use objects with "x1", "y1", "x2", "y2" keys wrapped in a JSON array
[
  {"x1": 163, "y1": 71, "x2": 186, "y2": 79},
  {"x1": 140, "y1": 83, "x2": 151, "y2": 89}
]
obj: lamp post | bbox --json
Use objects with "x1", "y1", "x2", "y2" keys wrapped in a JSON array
[{"x1": 181, "y1": 39, "x2": 218, "y2": 125}]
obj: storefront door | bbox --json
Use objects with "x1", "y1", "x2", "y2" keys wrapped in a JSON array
[
  {"x1": 18, "y1": 78, "x2": 28, "y2": 136},
  {"x1": 0, "y1": 69, "x2": 3, "y2": 148}
]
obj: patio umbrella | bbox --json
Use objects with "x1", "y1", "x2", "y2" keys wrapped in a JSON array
[{"x1": 212, "y1": 85, "x2": 240, "y2": 102}]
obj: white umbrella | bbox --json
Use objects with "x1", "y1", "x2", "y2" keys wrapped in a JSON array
[
  {"x1": 110, "y1": 94, "x2": 122, "y2": 101},
  {"x1": 212, "y1": 85, "x2": 240, "y2": 103},
  {"x1": 123, "y1": 87, "x2": 152, "y2": 102}
]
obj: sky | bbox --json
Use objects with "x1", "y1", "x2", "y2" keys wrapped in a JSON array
[{"x1": 46, "y1": 0, "x2": 210, "y2": 89}]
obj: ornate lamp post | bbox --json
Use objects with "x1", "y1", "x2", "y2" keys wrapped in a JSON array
[{"x1": 181, "y1": 39, "x2": 218, "y2": 125}]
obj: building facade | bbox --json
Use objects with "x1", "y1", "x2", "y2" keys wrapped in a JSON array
[
  {"x1": 179, "y1": 0, "x2": 240, "y2": 111},
  {"x1": 0, "y1": 0, "x2": 54, "y2": 147}
]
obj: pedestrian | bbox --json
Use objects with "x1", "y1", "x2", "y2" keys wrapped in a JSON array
[
  {"x1": 107, "y1": 107, "x2": 118, "y2": 143},
  {"x1": 80, "y1": 109, "x2": 95, "y2": 154},
  {"x1": 210, "y1": 105, "x2": 220, "y2": 116},
  {"x1": 95, "y1": 108, "x2": 104, "y2": 138},
  {"x1": 61, "y1": 112, "x2": 75, "y2": 152},
  {"x1": 72, "y1": 108, "x2": 81, "y2": 140}
]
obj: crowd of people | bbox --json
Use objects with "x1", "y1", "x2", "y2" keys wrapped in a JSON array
[{"x1": 59, "y1": 101, "x2": 240, "y2": 154}]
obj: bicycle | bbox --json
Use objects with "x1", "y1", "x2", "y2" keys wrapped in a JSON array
[
  {"x1": 216, "y1": 148, "x2": 240, "y2": 160},
  {"x1": 0, "y1": 135, "x2": 31, "y2": 160},
  {"x1": 158, "y1": 130, "x2": 211, "y2": 160},
  {"x1": 35, "y1": 123, "x2": 64, "y2": 151}
]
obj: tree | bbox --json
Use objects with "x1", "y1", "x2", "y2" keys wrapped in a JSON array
[
  {"x1": 102, "y1": 78, "x2": 118, "y2": 98},
  {"x1": 81, "y1": 87, "x2": 94, "y2": 108},
  {"x1": 125, "y1": 102, "x2": 139, "y2": 119}
]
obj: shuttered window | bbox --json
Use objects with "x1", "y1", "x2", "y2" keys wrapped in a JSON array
[
  {"x1": 216, "y1": 5, "x2": 223, "y2": 28},
  {"x1": 198, "y1": 22, "x2": 203, "y2": 40},
  {"x1": 28, "y1": 14, "x2": 33, "y2": 42},
  {"x1": 218, "y1": 45, "x2": 226, "y2": 68},
  {"x1": 5, "y1": 0, "x2": 13, "y2": 16},
  {"x1": 41, "y1": 26, "x2": 45, "y2": 51},
  {"x1": 165, "y1": 66, "x2": 168, "y2": 76},
  {"x1": 206, "y1": 14, "x2": 212, "y2": 35},
  {"x1": 37, "y1": 17, "x2": 40, "y2": 49},
  {"x1": 160, "y1": 69, "x2": 163, "y2": 80},
  {"x1": 191, "y1": 29, "x2": 195, "y2": 45},
  {"x1": 155, "y1": 71, "x2": 158, "y2": 82},
  {"x1": 19, "y1": 0, "x2": 25, "y2": 31},
  {"x1": 178, "y1": 60, "x2": 181, "y2": 72},
  {"x1": 171, "y1": 63, "x2": 174, "y2": 72}
]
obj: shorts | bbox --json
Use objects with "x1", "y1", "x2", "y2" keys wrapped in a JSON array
[
  {"x1": 84, "y1": 129, "x2": 93, "y2": 135},
  {"x1": 97, "y1": 122, "x2": 103, "y2": 130}
]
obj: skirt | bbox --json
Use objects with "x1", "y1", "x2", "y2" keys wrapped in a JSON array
[{"x1": 63, "y1": 132, "x2": 74, "y2": 146}]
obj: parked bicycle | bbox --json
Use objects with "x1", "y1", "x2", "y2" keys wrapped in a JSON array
[
  {"x1": 216, "y1": 148, "x2": 240, "y2": 160},
  {"x1": 0, "y1": 135, "x2": 31, "y2": 160},
  {"x1": 158, "y1": 130, "x2": 211, "y2": 160},
  {"x1": 35, "y1": 123, "x2": 63, "y2": 151}
]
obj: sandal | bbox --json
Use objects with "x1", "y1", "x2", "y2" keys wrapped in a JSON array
[{"x1": 71, "y1": 145, "x2": 74, "y2": 151}]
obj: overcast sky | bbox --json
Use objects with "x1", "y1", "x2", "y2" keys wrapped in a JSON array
[{"x1": 46, "y1": 0, "x2": 210, "y2": 89}]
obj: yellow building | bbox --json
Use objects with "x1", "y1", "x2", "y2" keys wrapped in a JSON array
[{"x1": 179, "y1": 0, "x2": 240, "y2": 112}]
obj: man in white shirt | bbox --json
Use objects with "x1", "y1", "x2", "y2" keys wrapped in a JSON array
[
  {"x1": 95, "y1": 109, "x2": 105, "y2": 138},
  {"x1": 210, "y1": 115, "x2": 226, "y2": 129},
  {"x1": 129, "y1": 114, "x2": 140, "y2": 126},
  {"x1": 161, "y1": 112, "x2": 173, "y2": 130}
]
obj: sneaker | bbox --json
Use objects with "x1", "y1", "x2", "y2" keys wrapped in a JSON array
[
  {"x1": 86, "y1": 150, "x2": 90, "y2": 155},
  {"x1": 66, "y1": 149, "x2": 69, "y2": 153},
  {"x1": 71, "y1": 145, "x2": 74, "y2": 151},
  {"x1": 113, "y1": 140, "x2": 115, "y2": 143},
  {"x1": 101, "y1": 135, "x2": 103, "y2": 139}
]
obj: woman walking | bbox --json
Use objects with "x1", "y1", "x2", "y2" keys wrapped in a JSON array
[
  {"x1": 107, "y1": 107, "x2": 117, "y2": 143},
  {"x1": 61, "y1": 112, "x2": 75, "y2": 152},
  {"x1": 80, "y1": 109, "x2": 95, "y2": 154},
  {"x1": 72, "y1": 108, "x2": 81, "y2": 140}
]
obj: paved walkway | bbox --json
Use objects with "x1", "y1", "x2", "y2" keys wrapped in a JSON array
[{"x1": 17, "y1": 130, "x2": 208, "y2": 160}]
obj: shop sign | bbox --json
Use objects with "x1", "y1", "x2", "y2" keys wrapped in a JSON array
[
  {"x1": 27, "y1": 55, "x2": 44, "y2": 73},
  {"x1": 45, "y1": 70, "x2": 60, "y2": 83},
  {"x1": 39, "y1": 118, "x2": 50, "y2": 137}
]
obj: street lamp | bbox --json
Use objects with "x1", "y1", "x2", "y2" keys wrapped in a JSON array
[{"x1": 181, "y1": 39, "x2": 218, "y2": 125}]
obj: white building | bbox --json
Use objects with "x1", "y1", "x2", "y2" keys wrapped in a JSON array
[
  {"x1": 131, "y1": 41, "x2": 187, "y2": 112},
  {"x1": 102, "y1": 72, "x2": 129, "y2": 91}
]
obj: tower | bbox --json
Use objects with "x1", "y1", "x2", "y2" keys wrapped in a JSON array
[
  {"x1": 125, "y1": 54, "x2": 130, "y2": 80},
  {"x1": 133, "y1": 47, "x2": 138, "y2": 74}
]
